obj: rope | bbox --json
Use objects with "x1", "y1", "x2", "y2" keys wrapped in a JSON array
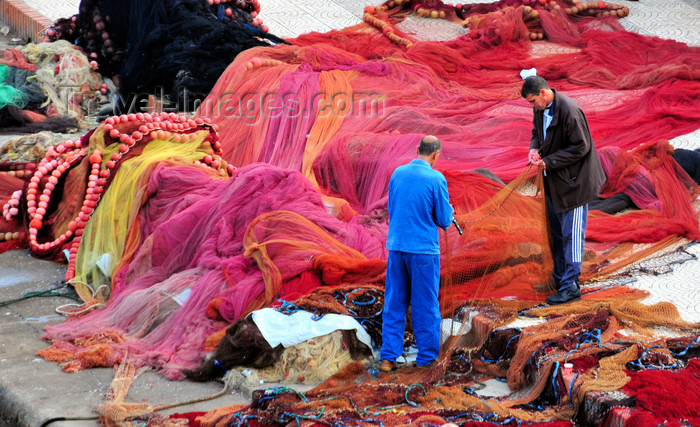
[
  {"x1": 404, "y1": 383, "x2": 426, "y2": 407},
  {"x1": 480, "y1": 328, "x2": 521, "y2": 363},
  {"x1": 42, "y1": 382, "x2": 230, "y2": 426},
  {"x1": 357, "y1": 382, "x2": 429, "y2": 415},
  {"x1": 0, "y1": 281, "x2": 80, "y2": 308},
  {"x1": 152, "y1": 383, "x2": 229, "y2": 411},
  {"x1": 279, "y1": 407, "x2": 325, "y2": 425},
  {"x1": 627, "y1": 345, "x2": 678, "y2": 370},
  {"x1": 275, "y1": 299, "x2": 300, "y2": 315},
  {"x1": 626, "y1": 334, "x2": 700, "y2": 370},
  {"x1": 447, "y1": 411, "x2": 526, "y2": 425},
  {"x1": 551, "y1": 361, "x2": 561, "y2": 401},
  {"x1": 259, "y1": 386, "x2": 309, "y2": 403}
]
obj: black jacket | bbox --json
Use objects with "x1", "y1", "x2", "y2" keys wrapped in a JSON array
[{"x1": 530, "y1": 90, "x2": 607, "y2": 213}]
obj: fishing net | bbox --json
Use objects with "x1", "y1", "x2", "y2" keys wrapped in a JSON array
[
  {"x1": 95, "y1": 360, "x2": 199, "y2": 426},
  {"x1": 29, "y1": 0, "x2": 699, "y2": 359},
  {"x1": 200, "y1": 306, "x2": 699, "y2": 426},
  {"x1": 0, "y1": 132, "x2": 56, "y2": 252},
  {"x1": 0, "y1": 48, "x2": 38, "y2": 72},
  {"x1": 185, "y1": 286, "x2": 382, "y2": 382},
  {"x1": 18, "y1": 40, "x2": 103, "y2": 119},
  {"x1": 221, "y1": 329, "x2": 366, "y2": 387},
  {"x1": 9, "y1": 0, "x2": 700, "y2": 424},
  {"x1": 0, "y1": 64, "x2": 28, "y2": 110},
  {"x1": 45, "y1": 0, "x2": 287, "y2": 111},
  {"x1": 621, "y1": 357, "x2": 700, "y2": 426},
  {"x1": 37, "y1": 127, "x2": 386, "y2": 378}
]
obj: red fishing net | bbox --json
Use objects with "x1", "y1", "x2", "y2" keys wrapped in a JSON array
[
  {"x1": 0, "y1": 0, "x2": 696, "y2": 424},
  {"x1": 621, "y1": 358, "x2": 700, "y2": 427}
]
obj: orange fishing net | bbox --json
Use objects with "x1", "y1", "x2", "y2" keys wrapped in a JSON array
[{"x1": 4, "y1": 0, "x2": 698, "y2": 424}]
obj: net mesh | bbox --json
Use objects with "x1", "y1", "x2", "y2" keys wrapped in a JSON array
[
  {"x1": 19, "y1": 40, "x2": 103, "y2": 118},
  {"x1": 0, "y1": 0, "x2": 696, "y2": 424},
  {"x1": 200, "y1": 305, "x2": 698, "y2": 425},
  {"x1": 44, "y1": 0, "x2": 287, "y2": 111},
  {"x1": 222, "y1": 329, "x2": 360, "y2": 387}
]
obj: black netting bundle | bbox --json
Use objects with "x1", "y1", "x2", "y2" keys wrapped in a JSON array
[{"x1": 47, "y1": 0, "x2": 288, "y2": 111}]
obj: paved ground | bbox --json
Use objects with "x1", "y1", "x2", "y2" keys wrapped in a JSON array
[
  {"x1": 22, "y1": 0, "x2": 700, "y2": 46},
  {"x1": 0, "y1": 0, "x2": 699, "y2": 426},
  {"x1": 0, "y1": 248, "x2": 250, "y2": 427}
]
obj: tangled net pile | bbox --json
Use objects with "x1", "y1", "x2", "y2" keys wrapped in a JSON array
[
  {"x1": 44, "y1": 0, "x2": 286, "y2": 110},
  {"x1": 0, "y1": 40, "x2": 105, "y2": 132},
  {"x1": 193, "y1": 306, "x2": 699, "y2": 426},
  {"x1": 0, "y1": 0, "x2": 699, "y2": 424}
]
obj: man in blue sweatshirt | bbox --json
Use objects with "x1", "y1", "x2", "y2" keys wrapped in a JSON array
[{"x1": 380, "y1": 135, "x2": 454, "y2": 372}]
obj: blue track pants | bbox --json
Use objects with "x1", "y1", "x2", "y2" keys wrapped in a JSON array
[
  {"x1": 546, "y1": 198, "x2": 588, "y2": 293},
  {"x1": 380, "y1": 250, "x2": 441, "y2": 366}
]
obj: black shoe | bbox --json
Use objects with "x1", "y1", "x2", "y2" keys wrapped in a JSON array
[{"x1": 545, "y1": 287, "x2": 581, "y2": 305}]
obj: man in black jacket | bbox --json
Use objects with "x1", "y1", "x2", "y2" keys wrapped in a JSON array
[{"x1": 521, "y1": 76, "x2": 607, "y2": 305}]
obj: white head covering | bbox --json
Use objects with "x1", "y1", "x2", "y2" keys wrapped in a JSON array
[{"x1": 520, "y1": 67, "x2": 537, "y2": 80}]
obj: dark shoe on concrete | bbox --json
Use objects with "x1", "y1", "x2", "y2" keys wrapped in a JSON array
[
  {"x1": 380, "y1": 359, "x2": 396, "y2": 372},
  {"x1": 545, "y1": 286, "x2": 582, "y2": 305}
]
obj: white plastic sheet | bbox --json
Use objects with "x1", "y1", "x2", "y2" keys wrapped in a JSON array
[{"x1": 251, "y1": 308, "x2": 373, "y2": 349}]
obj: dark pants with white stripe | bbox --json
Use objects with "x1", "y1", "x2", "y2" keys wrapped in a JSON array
[{"x1": 546, "y1": 198, "x2": 588, "y2": 293}]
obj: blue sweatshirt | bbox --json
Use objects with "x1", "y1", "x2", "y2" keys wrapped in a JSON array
[{"x1": 386, "y1": 159, "x2": 454, "y2": 255}]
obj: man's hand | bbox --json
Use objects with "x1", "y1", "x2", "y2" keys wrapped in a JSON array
[
  {"x1": 528, "y1": 149, "x2": 545, "y2": 168},
  {"x1": 528, "y1": 148, "x2": 541, "y2": 165}
]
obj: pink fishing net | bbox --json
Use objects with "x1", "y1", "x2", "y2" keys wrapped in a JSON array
[
  {"x1": 30, "y1": 0, "x2": 700, "y2": 382},
  {"x1": 42, "y1": 163, "x2": 386, "y2": 378}
]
